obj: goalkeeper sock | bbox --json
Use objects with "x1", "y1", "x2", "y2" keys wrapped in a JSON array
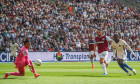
[{"x1": 101, "y1": 63, "x2": 107, "y2": 74}]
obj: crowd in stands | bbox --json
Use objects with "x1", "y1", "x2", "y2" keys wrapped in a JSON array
[{"x1": 0, "y1": 0, "x2": 140, "y2": 52}]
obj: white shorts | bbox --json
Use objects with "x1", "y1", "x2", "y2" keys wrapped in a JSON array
[
  {"x1": 89, "y1": 51, "x2": 94, "y2": 57},
  {"x1": 11, "y1": 52, "x2": 17, "y2": 57},
  {"x1": 98, "y1": 51, "x2": 108, "y2": 61}
]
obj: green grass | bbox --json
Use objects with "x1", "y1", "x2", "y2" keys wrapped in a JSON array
[{"x1": 0, "y1": 62, "x2": 140, "y2": 84}]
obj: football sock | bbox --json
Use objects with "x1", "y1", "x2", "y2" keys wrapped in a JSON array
[
  {"x1": 13, "y1": 57, "x2": 16, "y2": 61},
  {"x1": 123, "y1": 63, "x2": 133, "y2": 71},
  {"x1": 107, "y1": 58, "x2": 111, "y2": 65},
  {"x1": 93, "y1": 58, "x2": 94, "y2": 64},
  {"x1": 10, "y1": 72, "x2": 24, "y2": 76},
  {"x1": 13, "y1": 57, "x2": 16, "y2": 64},
  {"x1": 91, "y1": 58, "x2": 94, "y2": 65},
  {"x1": 101, "y1": 63, "x2": 107, "y2": 74},
  {"x1": 119, "y1": 64, "x2": 128, "y2": 73}
]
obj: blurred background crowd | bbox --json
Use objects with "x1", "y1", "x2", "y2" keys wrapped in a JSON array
[{"x1": 0, "y1": 0, "x2": 140, "y2": 52}]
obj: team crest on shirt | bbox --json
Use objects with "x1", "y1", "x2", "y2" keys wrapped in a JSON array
[
  {"x1": 102, "y1": 38, "x2": 105, "y2": 40},
  {"x1": 119, "y1": 45, "x2": 121, "y2": 47}
]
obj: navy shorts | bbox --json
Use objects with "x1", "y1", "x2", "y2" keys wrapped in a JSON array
[{"x1": 117, "y1": 59, "x2": 124, "y2": 65}]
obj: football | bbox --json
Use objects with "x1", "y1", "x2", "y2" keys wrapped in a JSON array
[{"x1": 35, "y1": 59, "x2": 42, "y2": 66}]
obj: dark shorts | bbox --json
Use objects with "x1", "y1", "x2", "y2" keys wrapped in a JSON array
[
  {"x1": 117, "y1": 59, "x2": 124, "y2": 65},
  {"x1": 57, "y1": 58, "x2": 62, "y2": 61}
]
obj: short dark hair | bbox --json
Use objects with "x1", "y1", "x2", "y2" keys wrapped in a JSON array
[
  {"x1": 97, "y1": 28, "x2": 102, "y2": 31},
  {"x1": 114, "y1": 34, "x2": 119, "y2": 38},
  {"x1": 24, "y1": 38, "x2": 30, "y2": 45}
]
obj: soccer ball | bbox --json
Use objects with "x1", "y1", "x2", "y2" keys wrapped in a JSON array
[{"x1": 35, "y1": 59, "x2": 42, "y2": 66}]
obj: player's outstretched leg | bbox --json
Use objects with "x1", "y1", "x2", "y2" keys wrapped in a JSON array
[
  {"x1": 123, "y1": 63, "x2": 132, "y2": 70},
  {"x1": 118, "y1": 64, "x2": 131, "y2": 76},
  {"x1": 10, "y1": 56, "x2": 13, "y2": 62},
  {"x1": 104, "y1": 60, "x2": 108, "y2": 67},
  {"x1": 132, "y1": 69, "x2": 136, "y2": 75},
  {"x1": 29, "y1": 60, "x2": 40, "y2": 78},
  {"x1": 90, "y1": 56, "x2": 95, "y2": 68},
  {"x1": 117, "y1": 59, "x2": 131, "y2": 76},
  {"x1": 5, "y1": 66, "x2": 25, "y2": 78},
  {"x1": 100, "y1": 58, "x2": 107, "y2": 75},
  {"x1": 90, "y1": 58, "x2": 94, "y2": 68},
  {"x1": 5, "y1": 72, "x2": 25, "y2": 78},
  {"x1": 106, "y1": 58, "x2": 111, "y2": 67},
  {"x1": 13, "y1": 57, "x2": 16, "y2": 64},
  {"x1": 11, "y1": 72, "x2": 25, "y2": 76},
  {"x1": 92, "y1": 58, "x2": 95, "y2": 68},
  {"x1": 103, "y1": 58, "x2": 111, "y2": 68},
  {"x1": 123, "y1": 63, "x2": 136, "y2": 75}
]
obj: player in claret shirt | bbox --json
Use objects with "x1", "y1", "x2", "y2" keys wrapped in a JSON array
[
  {"x1": 5, "y1": 38, "x2": 40, "y2": 78},
  {"x1": 95, "y1": 29, "x2": 112, "y2": 75},
  {"x1": 88, "y1": 35, "x2": 96, "y2": 68}
]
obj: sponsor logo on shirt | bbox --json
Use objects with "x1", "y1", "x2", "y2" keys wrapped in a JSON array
[{"x1": 96, "y1": 41, "x2": 104, "y2": 44}]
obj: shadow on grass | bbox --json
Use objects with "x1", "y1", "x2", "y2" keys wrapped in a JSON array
[
  {"x1": 0, "y1": 78, "x2": 17, "y2": 80},
  {"x1": 65, "y1": 75, "x2": 122, "y2": 77}
]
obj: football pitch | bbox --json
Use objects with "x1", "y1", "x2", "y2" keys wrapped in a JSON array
[{"x1": 0, "y1": 62, "x2": 140, "y2": 84}]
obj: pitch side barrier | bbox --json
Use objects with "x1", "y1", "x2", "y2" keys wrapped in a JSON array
[{"x1": 0, "y1": 51, "x2": 140, "y2": 62}]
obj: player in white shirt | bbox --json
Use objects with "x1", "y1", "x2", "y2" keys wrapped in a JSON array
[
  {"x1": 112, "y1": 34, "x2": 136, "y2": 76},
  {"x1": 10, "y1": 40, "x2": 19, "y2": 63}
]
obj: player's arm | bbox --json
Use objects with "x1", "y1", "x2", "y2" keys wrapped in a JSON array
[
  {"x1": 111, "y1": 42, "x2": 116, "y2": 61},
  {"x1": 123, "y1": 40, "x2": 136, "y2": 58},
  {"x1": 23, "y1": 50, "x2": 31, "y2": 66},
  {"x1": 113, "y1": 48, "x2": 116, "y2": 61},
  {"x1": 16, "y1": 43, "x2": 20, "y2": 51},
  {"x1": 106, "y1": 36, "x2": 113, "y2": 43},
  {"x1": 23, "y1": 50, "x2": 33, "y2": 71}
]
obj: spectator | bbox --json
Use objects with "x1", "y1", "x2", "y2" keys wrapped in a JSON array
[
  {"x1": 69, "y1": 5, "x2": 73, "y2": 12},
  {"x1": 0, "y1": 0, "x2": 139, "y2": 52},
  {"x1": 137, "y1": 41, "x2": 140, "y2": 51}
]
